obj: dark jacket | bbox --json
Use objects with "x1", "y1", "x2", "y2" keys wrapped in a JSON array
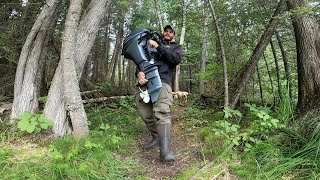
[
  {"x1": 136, "y1": 40, "x2": 183, "y2": 86},
  {"x1": 155, "y1": 41, "x2": 183, "y2": 85}
]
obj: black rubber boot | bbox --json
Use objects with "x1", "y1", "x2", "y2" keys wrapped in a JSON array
[
  {"x1": 143, "y1": 124, "x2": 159, "y2": 150},
  {"x1": 156, "y1": 123, "x2": 176, "y2": 162}
]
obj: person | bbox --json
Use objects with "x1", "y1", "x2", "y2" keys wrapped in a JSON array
[{"x1": 135, "y1": 25, "x2": 183, "y2": 162}]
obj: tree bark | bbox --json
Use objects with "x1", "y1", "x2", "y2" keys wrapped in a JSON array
[
  {"x1": 275, "y1": 30, "x2": 293, "y2": 103},
  {"x1": 228, "y1": 0, "x2": 285, "y2": 108},
  {"x1": 270, "y1": 39, "x2": 282, "y2": 101},
  {"x1": 286, "y1": 0, "x2": 320, "y2": 114},
  {"x1": 153, "y1": 0, "x2": 164, "y2": 32},
  {"x1": 173, "y1": 0, "x2": 186, "y2": 92},
  {"x1": 60, "y1": 0, "x2": 89, "y2": 139},
  {"x1": 263, "y1": 53, "x2": 276, "y2": 107},
  {"x1": 208, "y1": 0, "x2": 229, "y2": 107},
  {"x1": 200, "y1": 15, "x2": 209, "y2": 95},
  {"x1": 11, "y1": 0, "x2": 60, "y2": 120},
  {"x1": 44, "y1": 0, "x2": 111, "y2": 137},
  {"x1": 256, "y1": 64, "x2": 264, "y2": 104}
]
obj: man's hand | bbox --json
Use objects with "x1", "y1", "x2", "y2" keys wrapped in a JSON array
[
  {"x1": 148, "y1": 40, "x2": 159, "y2": 48},
  {"x1": 137, "y1": 71, "x2": 148, "y2": 85}
]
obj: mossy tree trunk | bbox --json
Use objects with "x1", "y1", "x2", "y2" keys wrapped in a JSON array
[{"x1": 286, "y1": 0, "x2": 320, "y2": 114}]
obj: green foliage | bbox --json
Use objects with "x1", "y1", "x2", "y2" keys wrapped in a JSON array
[
  {"x1": 199, "y1": 104, "x2": 284, "y2": 162},
  {"x1": 95, "y1": 80, "x2": 114, "y2": 91},
  {"x1": 275, "y1": 88, "x2": 294, "y2": 123},
  {"x1": 231, "y1": 111, "x2": 320, "y2": 179},
  {"x1": 181, "y1": 106, "x2": 217, "y2": 132},
  {"x1": 0, "y1": 96, "x2": 10, "y2": 102},
  {"x1": 0, "y1": 135, "x2": 139, "y2": 179},
  {"x1": 288, "y1": 6, "x2": 314, "y2": 17},
  {"x1": 17, "y1": 112, "x2": 54, "y2": 133},
  {"x1": 38, "y1": 96, "x2": 47, "y2": 104},
  {"x1": 0, "y1": 97, "x2": 145, "y2": 179},
  {"x1": 223, "y1": 107, "x2": 243, "y2": 123}
]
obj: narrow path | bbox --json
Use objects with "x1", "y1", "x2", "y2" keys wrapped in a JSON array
[{"x1": 135, "y1": 106, "x2": 202, "y2": 179}]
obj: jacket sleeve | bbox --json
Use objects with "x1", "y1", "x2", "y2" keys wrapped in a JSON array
[
  {"x1": 156, "y1": 44, "x2": 183, "y2": 65},
  {"x1": 135, "y1": 66, "x2": 140, "y2": 78}
]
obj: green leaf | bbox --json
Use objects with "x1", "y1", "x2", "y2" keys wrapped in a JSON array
[
  {"x1": 245, "y1": 143, "x2": 252, "y2": 148},
  {"x1": 263, "y1": 114, "x2": 270, "y2": 120},
  {"x1": 37, "y1": 114, "x2": 46, "y2": 121},
  {"x1": 40, "y1": 123, "x2": 49, "y2": 129},
  {"x1": 233, "y1": 110, "x2": 243, "y2": 117},
  {"x1": 111, "y1": 135, "x2": 121, "y2": 144},
  {"x1": 249, "y1": 137, "x2": 255, "y2": 142},
  {"x1": 232, "y1": 138, "x2": 240, "y2": 146},
  {"x1": 231, "y1": 126, "x2": 238, "y2": 132},
  {"x1": 30, "y1": 116, "x2": 38, "y2": 122},
  {"x1": 257, "y1": 113, "x2": 264, "y2": 119},
  {"x1": 26, "y1": 123, "x2": 36, "y2": 133},
  {"x1": 34, "y1": 127, "x2": 41, "y2": 133},
  {"x1": 19, "y1": 112, "x2": 32, "y2": 121},
  {"x1": 18, "y1": 120, "x2": 30, "y2": 131},
  {"x1": 271, "y1": 119, "x2": 279, "y2": 123}
]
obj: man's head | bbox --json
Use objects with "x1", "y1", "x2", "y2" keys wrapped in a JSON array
[{"x1": 163, "y1": 25, "x2": 175, "y2": 42}]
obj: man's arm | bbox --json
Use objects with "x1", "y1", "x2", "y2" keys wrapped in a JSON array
[{"x1": 156, "y1": 45, "x2": 183, "y2": 65}]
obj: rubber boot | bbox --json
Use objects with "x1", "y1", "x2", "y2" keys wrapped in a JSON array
[
  {"x1": 143, "y1": 124, "x2": 159, "y2": 150},
  {"x1": 156, "y1": 123, "x2": 176, "y2": 162}
]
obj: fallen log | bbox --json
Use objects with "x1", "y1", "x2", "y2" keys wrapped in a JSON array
[
  {"x1": 82, "y1": 95, "x2": 133, "y2": 103},
  {"x1": 80, "y1": 90, "x2": 102, "y2": 95}
]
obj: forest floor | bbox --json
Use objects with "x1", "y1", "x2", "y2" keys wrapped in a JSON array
[
  {"x1": 133, "y1": 105, "x2": 238, "y2": 179},
  {"x1": 134, "y1": 106, "x2": 202, "y2": 179},
  {"x1": 0, "y1": 101, "x2": 237, "y2": 179}
]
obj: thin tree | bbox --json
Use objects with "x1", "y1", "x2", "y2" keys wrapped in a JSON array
[
  {"x1": 228, "y1": 0, "x2": 285, "y2": 108},
  {"x1": 275, "y1": 30, "x2": 293, "y2": 103},
  {"x1": 200, "y1": 15, "x2": 209, "y2": 95},
  {"x1": 60, "y1": 0, "x2": 89, "y2": 139},
  {"x1": 256, "y1": 64, "x2": 264, "y2": 104},
  {"x1": 270, "y1": 39, "x2": 282, "y2": 101},
  {"x1": 173, "y1": 0, "x2": 186, "y2": 92},
  {"x1": 153, "y1": 0, "x2": 164, "y2": 32},
  {"x1": 208, "y1": 0, "x2": 229, "y2": 107},
  {"x1": 263, "y1": 53, "x2": 276, "y2": 107}
]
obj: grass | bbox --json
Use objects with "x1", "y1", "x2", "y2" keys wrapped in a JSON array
[
  {"x1": 1, "y1": 96, "x2": 319, "y2": 179},
  {"x1": 0, "y1": 96, "x2": 144, "y2": 179}
]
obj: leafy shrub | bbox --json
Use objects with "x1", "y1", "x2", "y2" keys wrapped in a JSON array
[
  {"x1": 202, "y1": 104, "x2": 284, "y2": 156},
  {"x1": 17, "y1": 112, "x2": 54, "y2": 133}
]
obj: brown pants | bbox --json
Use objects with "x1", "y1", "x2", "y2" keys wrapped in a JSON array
[{"x1": 135, "y1": 83, "x2": 173, "y2": 126}]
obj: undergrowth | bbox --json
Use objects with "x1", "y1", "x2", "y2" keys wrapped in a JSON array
[
  {"x1": 0, "y1": 96, "x2": 144, "y2": 179},
  {"x1": 192, "y1": 93, "x2": 320, "y2": 179}
]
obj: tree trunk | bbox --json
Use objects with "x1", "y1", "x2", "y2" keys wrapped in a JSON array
[
  {"x1": 11, "y1": 0, "x2": 60, "y2": 120},
  {"x1": 173, "y1": 0, "x2": 186, "y2": 92},
  {"x1": 270, "y1": 39, "x2": 282, "y2": 101},
  {"x1": 208, "y1": 0, "x2": 229, "y2": 107},
  {"x1": 263, "y1": 53, "x2": 276, "y2": 107},
  {"x1": 200, "y1": 16, "x2": 209, "y2": 95},
  {"x1": 256, "y1": 64, "x2": 264, "y2": 104},
  {"x1": 251, "y1": 75, "x2": 255, "y2": 101},
  {"x1": 108, "y1": 35, "x2": 123, "y2": 83},
  {"x1": 61, "y1": 0, "x2": 89, "y2": 139},
  {"x1": 286, "y1": 0, "x2": 320, "y2": 114},
  {"x1": 44, "y1": 0, "x2": 111, "y2": 137},
  {"x1": 275, "y1": 30, "x2": 293, "y2": 103},
  {"x1": 228, "y1": 0, "x2": 285, "y2": 108},
  {"x1": 153, "y1": 0, "x2": 164, "y2": 32}
]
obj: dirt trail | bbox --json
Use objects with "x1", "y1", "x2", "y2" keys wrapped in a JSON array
[{"x1": 135, "y1": 106, "x2": 202, "y2": 179}]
